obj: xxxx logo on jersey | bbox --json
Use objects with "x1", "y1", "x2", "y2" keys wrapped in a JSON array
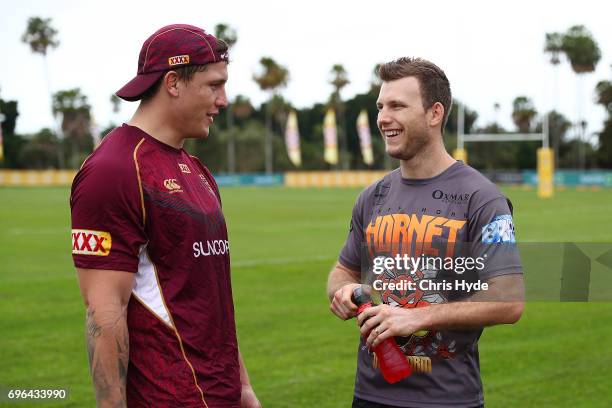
[{"x1": 72, "y1": 229, "x2": 112, "y2": 256}]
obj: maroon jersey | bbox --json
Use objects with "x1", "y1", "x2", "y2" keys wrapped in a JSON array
[{"x1": 71, "y1": 124, "x2": 240, "y2": 407}]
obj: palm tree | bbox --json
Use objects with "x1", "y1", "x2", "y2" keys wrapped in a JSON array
[
  {"x1": 231, "y1": 95, "x2": 253, "y2": 121},
  {"x1": 370, "y1": 62, "x2": 391, "y2": 168},
  {"x1": 253, "y1": 57, "x2": 289, "y2": 174},
  {"x1": 214, "y1": 23, "x2": 238, "y2": 173},
  {"x1": 370, "y1": 63, "x2": 383, "y2": 93},
  {"x1": 489, "y1": 102, "x2": 502, "y2": 133},
  {"x1": 329, "y1": 64, "x2": 350, "y2": 169},
  {"x1": 330, "y1": 64, "x2": 350, "y2": 97},
  {"x1": 52, "y1": 88, "x2": 92, "y2": 168},
  {"x1": 110, "y1": 94, "x2": 121, "y2": 129},
  {"x1": 512, "y1": 96, "x2": 537, "y2": 133},
  {"x1": 544, "y1": 32, "x2": 564, "y2": 167},
  {"x1": 22, "y1": 17, "x2": 61, "y2": 166},
  {"x1": 110, "y1": 94, "x2": 121, "y2": 114},
  {"x1": 21, "y1": 17, "x2": 59, "y2": 58},
  {"x1": 108, "y1": 94, "x2": 122, "y2": 141},
  {"x1": 561, "y1": 25, "x2": 601, "y2": 73},
  {"x1": 596, "y1": 78, "x2": 612, "y2": 112},
  {"x1": 269, "y1": 94, "x2": 290, "y2": 135},
  {"x1": 595, "y1": 75, "x2": 612, "y2": 167},
  {"x1": 561, "y1": 25, "x2": 601, "y2": 169},
  {"x1": 547, "y1": 110, "x2": 572, "y2": 168},
  {"x1": 214, "y1": 23, "x2": 237, "y2": 48},
  {"x1": 544, "y1": 33, "x2": 564, "y2": 66}
]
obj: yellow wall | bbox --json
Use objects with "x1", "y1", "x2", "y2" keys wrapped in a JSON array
[
  {"x1": 0, "y1": 170, "x2": 77, "y2": 186},
  {"x1": 285, "y1": 171, "x2": 386, "y2": 188},
  {"x1": 1, "y1": 170, "x2": 391, "y2": 188}
]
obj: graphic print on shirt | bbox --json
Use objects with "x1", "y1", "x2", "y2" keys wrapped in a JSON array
[{"x1": 364, "y1": 213, "x2": 467, "y2": 368}]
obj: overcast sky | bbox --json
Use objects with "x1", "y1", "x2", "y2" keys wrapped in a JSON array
[{"x1": 1, "y1": 0, "x2": 610, "y2": 142}]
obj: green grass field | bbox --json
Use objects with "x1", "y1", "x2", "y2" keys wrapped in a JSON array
[{"x1": 1, "y1": 186, "x2": 611, "y2": 407}]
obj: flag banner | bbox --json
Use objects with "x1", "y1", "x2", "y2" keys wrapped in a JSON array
[
  {"x1": 357, "y1": 109, "x2": 374, "y2": 165},
  {"x1": 284, "y1": 110, "x2": 302, "y2": 167},
  {"x1": 0, "y1": 127, "x2": 4, "y2": 163},
  {"x1": 0, "y1": 112, "x2": 5, "y2": 162},
  {"x1": 323, "y1": 108, "x2": 338, "y2": 165}
]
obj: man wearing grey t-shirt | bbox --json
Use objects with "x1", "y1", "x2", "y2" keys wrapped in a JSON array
[{"x1": 327, "y1": 57, "x2": 524, "y2": 408}]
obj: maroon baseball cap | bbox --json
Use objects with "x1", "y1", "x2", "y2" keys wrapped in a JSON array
[{"x1": 116, "y1": 24, "x2": 229, "y2": 101}]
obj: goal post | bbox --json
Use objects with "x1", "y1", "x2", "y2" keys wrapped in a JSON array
[{"x1": 452, "y1": 103, "x2": 554, "y2": 198}]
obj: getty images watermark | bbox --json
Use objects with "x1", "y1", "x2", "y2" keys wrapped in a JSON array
[
  {"x1": 361, "y1": 242, "x2": 612, "y2": 302},
  {"x1": 371, "y1": 253, "x2": 490, "y2": 292}
]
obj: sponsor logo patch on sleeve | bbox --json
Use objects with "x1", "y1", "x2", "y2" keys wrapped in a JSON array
[
  {"x1": 72, "y1": 229, "x2": 112, "y2": 256},
  {"x1": 481, "y1": 214, "x2": 516, "y2": 244}
]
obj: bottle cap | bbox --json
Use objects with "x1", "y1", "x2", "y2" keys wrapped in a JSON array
[{"x1": 352, "y1": 286, "x2": 372, "y2": 306}]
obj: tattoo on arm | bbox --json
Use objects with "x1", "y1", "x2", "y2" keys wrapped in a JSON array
[
  {"x1": 86, "y1": 309, "x2": 100, "y2": 371},
  {"x1": 85, "y1": 307, "x2": 129, "y2": 408},
  {"x1": 116, "y1": 335, "x2": 128, "y2": 402},
  {"x1": 87, "y1": 309, "x2": 103, "y2": 338}
]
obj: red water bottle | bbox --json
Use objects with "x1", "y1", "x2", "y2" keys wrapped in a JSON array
[{"x1": 352, "y1": 286, "x2": 412, "y2": 383}]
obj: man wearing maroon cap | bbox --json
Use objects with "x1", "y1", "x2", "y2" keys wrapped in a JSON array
[{"x1": 71, "y1": 24, "x2": 261, "y2": 408}]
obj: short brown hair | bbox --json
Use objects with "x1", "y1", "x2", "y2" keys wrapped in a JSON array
[
  {"x1": 378, "y1": 57, "x2": 452, "y2": 131},
  {"x1": 141, "y1": 39, "x2": 229, "y2": 101}
]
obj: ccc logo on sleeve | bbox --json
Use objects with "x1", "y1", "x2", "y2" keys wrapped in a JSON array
[{"x1": 72, "y1": 229, "x2": 112, "y2": 256}]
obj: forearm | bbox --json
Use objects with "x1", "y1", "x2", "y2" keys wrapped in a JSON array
[
  {"x1": 418, "y1": 300, "x2": 524, "y2": 331},
  {"x1": 326, "y1": 262, "x2": 360, "y2": 301},
  {"x1": 86, "y1": 305, "x2": 129, "y2": 408},
  {"x1": 419, "y1": 273, "x2": 524, "y2": 330},
  {"x1": 238, "y1": 349, "x2": 251, "y2": 387},
  {"x1": 358, "y1": 274, "x2": 525, "y2": 346},
  {"x1": 237, "y1": 348, "x2": 261, "y2": 407}
]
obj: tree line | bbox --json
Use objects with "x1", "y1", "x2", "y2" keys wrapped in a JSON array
[{"x1": 1, "y1": 18, "x2": 610, "y2": 172}]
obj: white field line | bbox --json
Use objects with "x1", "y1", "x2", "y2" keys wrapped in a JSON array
[
  {"x1": 1, "y1": 254, "x2": 338, "y2": 283},
  {"x1": 3, "y1": 227, "x2": 69, "y2": 236},
  {"x1": 232, "y1": 254, "x2": 336, "y2": 268}
]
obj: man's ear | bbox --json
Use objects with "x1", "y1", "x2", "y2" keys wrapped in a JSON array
[
  {"x1": 163, "y1": 71, "x2": 180, "y2": 97},
  {"x1": 428, "y1": 102, "x2": 445, "y2": 129}
]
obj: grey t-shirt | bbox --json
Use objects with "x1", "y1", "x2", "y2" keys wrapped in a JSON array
[{"x1": 339, "y1": 161, "x2": 522, "y2": 408}]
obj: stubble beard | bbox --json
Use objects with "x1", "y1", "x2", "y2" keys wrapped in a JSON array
[{"x1": 386, "y1": 128, "x2": 430, "y2": 161}]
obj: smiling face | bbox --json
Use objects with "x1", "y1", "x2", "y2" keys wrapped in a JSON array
[
  {"x1": 376, "y1": 76, "x2": 432, "y2": 161},
  {"x1": 172, "y1": 61, "x2": 228, "y2": 139}
]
